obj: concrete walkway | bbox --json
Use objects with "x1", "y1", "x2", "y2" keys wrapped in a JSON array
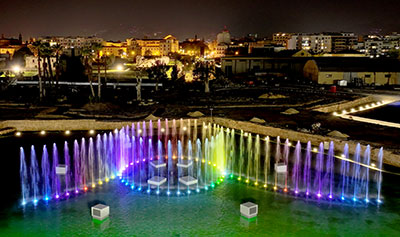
[
  {"x1": 338, "y1": 114, "x2": 400, "y2": 128},
  {"x1": 331, "y1": 98, "x2": 400, "y2": 128}
]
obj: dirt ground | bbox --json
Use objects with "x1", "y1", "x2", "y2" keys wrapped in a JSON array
[{"x1": 0, "y1": 86, "x2": 398, "y2": 153}]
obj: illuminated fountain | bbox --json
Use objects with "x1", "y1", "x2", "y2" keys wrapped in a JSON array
[
  {"x1": 230, "y1": 132, "x2": 384, "y2": 204},
  {"x1": 119, "y1": 121, "x2": 226, "y2": 195},
  {"x1": 19, "y1": 119, "x2": 384, "y2": 206}
]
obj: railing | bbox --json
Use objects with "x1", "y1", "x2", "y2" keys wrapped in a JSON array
[{"x1": 11, "y1": 80, "x2": 162, "y2": 87}]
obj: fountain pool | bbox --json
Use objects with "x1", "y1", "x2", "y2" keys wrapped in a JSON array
[{"x1": 1, "y1": 119, "x2": 400, "y2": 235}]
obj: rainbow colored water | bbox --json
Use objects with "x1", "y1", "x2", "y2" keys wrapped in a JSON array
[{"x1": 19, "y1": 119, "x2": 384, "y2": 206}]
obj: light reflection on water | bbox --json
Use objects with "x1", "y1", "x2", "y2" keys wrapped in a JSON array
[
  {"x1": 2, "y1": 131, "x2": 400, "y2": 236},
  {"x1": 1, "y1": 178, "x2": 400, "y2": 236}
]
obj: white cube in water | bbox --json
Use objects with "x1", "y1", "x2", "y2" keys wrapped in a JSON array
[
  {"x1": 150, "y1": 161, "x2": 166, "y2": 169},
  {"x1": 240, "y1": 202, "x2": 258, "y2": 219},
  {"x1": 178, "y1": 176, "x2": 198, "y2": 186},
  {"x1": 91, "y1": 204, "x2": 109, "y2": 221},
  {"x1": 56, "y1": 165, "x2": 67, "y2": 175},
  {"x1": 177, "y1": 160, "x2": 193, "y2": 168},
  {"x1": 274, "y1": 163, "x2": 287, "y2": 173},
  {"x1": 148, "y1": 176, "x2": 167, "y2": 186}
]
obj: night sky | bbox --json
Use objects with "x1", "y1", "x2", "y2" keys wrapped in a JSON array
[{"x1": 1, "y1": 0, "x2": 399, "y2": 41}]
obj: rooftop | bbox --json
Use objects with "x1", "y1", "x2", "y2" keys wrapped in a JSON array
[{"x1": 311, "y1": 57, "x2": 400, "y2": 72}]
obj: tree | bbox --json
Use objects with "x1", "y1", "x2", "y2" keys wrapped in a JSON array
[
  {"x1": 103, "y1": 55, "x2": 111, "y2": 89},
  {"x1": 136, "y1": 77, "x2": 142, "y2": 101},
  {"x1": 388, "y1": 49, "x2": 400, "y2": 59},
  {"x1": 171, "y1": 65, "x2": 179, "y2": 82},
  {"x1": 81, "y1": 47, "x2": 96, "y2": 99},
  {"x1": 145, "y1": 50, "x2": 152, "y2": 57},
  {"x1": 118, "y1": 49, "x2": 124, "y2": 57},
  {"x1": 39, "y1": 42, "x2": 55, "y2": 87},
  {"x1": 133, "y1": 68, "x2": 147, "y2": 101},
  {"x1": 32, "y1": 41, "x2": 44, "y2": 100},
  {"x1": 193, "y1": 61, "x2": 216, "y2": 93},
  {"x1": 30, "y1": 41, "x2": 56, "y2": 99},
  {"x1": 52, "y1": 44, "x2": 63, "y2": 87},
  {"x1": 147, "y1": 60, "x2": 167, "y2": 91},
  {"x1": 91, "y1": 43, "x2": 103, "y2": 100}
]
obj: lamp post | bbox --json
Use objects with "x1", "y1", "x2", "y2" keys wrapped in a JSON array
[
  {"x1": 12, "y1": 65, "x2": 22, "y2": 83},
  {"x1": 12, "y1": 65, "x2": 21, "y2": 74}
]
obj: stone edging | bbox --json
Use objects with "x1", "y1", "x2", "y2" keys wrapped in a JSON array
[
  {"x1": 1, "y1": 117, "x2": 398, "y2": 167},
  {"x1": 312, "y1": 96, "x2": 376, "y2": 113},
  {"x1": 204, "y1": 117, "x2": 400, "y2": 168}
]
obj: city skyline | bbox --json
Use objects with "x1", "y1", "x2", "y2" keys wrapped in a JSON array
[{"x1": 1, "y1": 0, "x2": 400, "y2": 41}]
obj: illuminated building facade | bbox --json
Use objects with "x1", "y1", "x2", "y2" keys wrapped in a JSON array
[
  {"x1": 25, "y1": 55, "x2": 56, "y2": 70},
  {"x1": 101, "y1": 41, "x2": 128, "y2": 57},
  {"x1": 272, "y1": 33, "x2": 292, "y2": 47},
  {"x1": 329, "y1": 32, "x2": 358, "y2": 52},
  {"x1": 39, "y1": 36, "x2": 103, "y2": 48},
  {"x1": 128, "y1": 35, "x2": 179, "y2": 56},
  {"x1": 217, "y1": 30, "x2": 231, "y2": 45},
  {"x1": 357, "y1": 33, "x2": 400, "y2": 56},
  {"x1": 38, "y1": 36, "x2": 103, "y2": 56},
  {"x1": 288, "y1": 34, "x2": 332, "y2": 53},
  {"x1": 179, "y1": 37, "x2": 209, "y2": 57},
  {"x1": 303, "y1": 58, "x2": 400, "y2": 85},
  {"x1": 0, "y1": 34, "x2": 23, "y2": 59}
]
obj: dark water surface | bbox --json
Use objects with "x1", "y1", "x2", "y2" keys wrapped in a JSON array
[{"x1": 356, "y1": 101, "x2": 400, "y2": 123}]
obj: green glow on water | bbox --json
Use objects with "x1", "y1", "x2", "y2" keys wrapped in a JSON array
[
  {"x1": 241, "y1": 216, "x2": 257, "y2": 222},
  {"x1": 4, "y1": 126, "x2": 399, "y2": 236},
  {"x1": 2, "y1": 179, "x2": 400, "y2": 236},
  {"x1": 92, "y1": 217, "x2": 109, "y2": 225}
]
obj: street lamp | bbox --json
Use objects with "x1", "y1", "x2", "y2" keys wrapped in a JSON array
[
  {"x1": 116, "y1": 65, "x2": 123, "y2": 71},
  {"x1": 12, "y1": 65, "x2": 21, "y2": 74}
]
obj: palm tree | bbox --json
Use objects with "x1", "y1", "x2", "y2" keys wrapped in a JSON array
[
  {"x1": 193, "y1": 61, "x2": 215, "y2": 93},
  {"x1": 103, "y1": 55, "x2": 110, "y2": 89},
  {"x1": 91, "y1": 43, "x2": 103, "y2": 100},
  {"x1": 136, "y1": 77, "x2": 142, "y2": 101},
  {"x1": 52, "y1": 44, "x2": 63, "y2": 87},
  {"x1": 81, "y1": 47, "x2": 96, "y2": 99},
  {"x1": 134, "y1": 67, "x2": 147, "y2": 101},
  {"x1": 40, "y1": 42, "x2": 55, "y2": 86},
  {"x1": 32, "y1": 41, "x2": 43, "y2": 100}
]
